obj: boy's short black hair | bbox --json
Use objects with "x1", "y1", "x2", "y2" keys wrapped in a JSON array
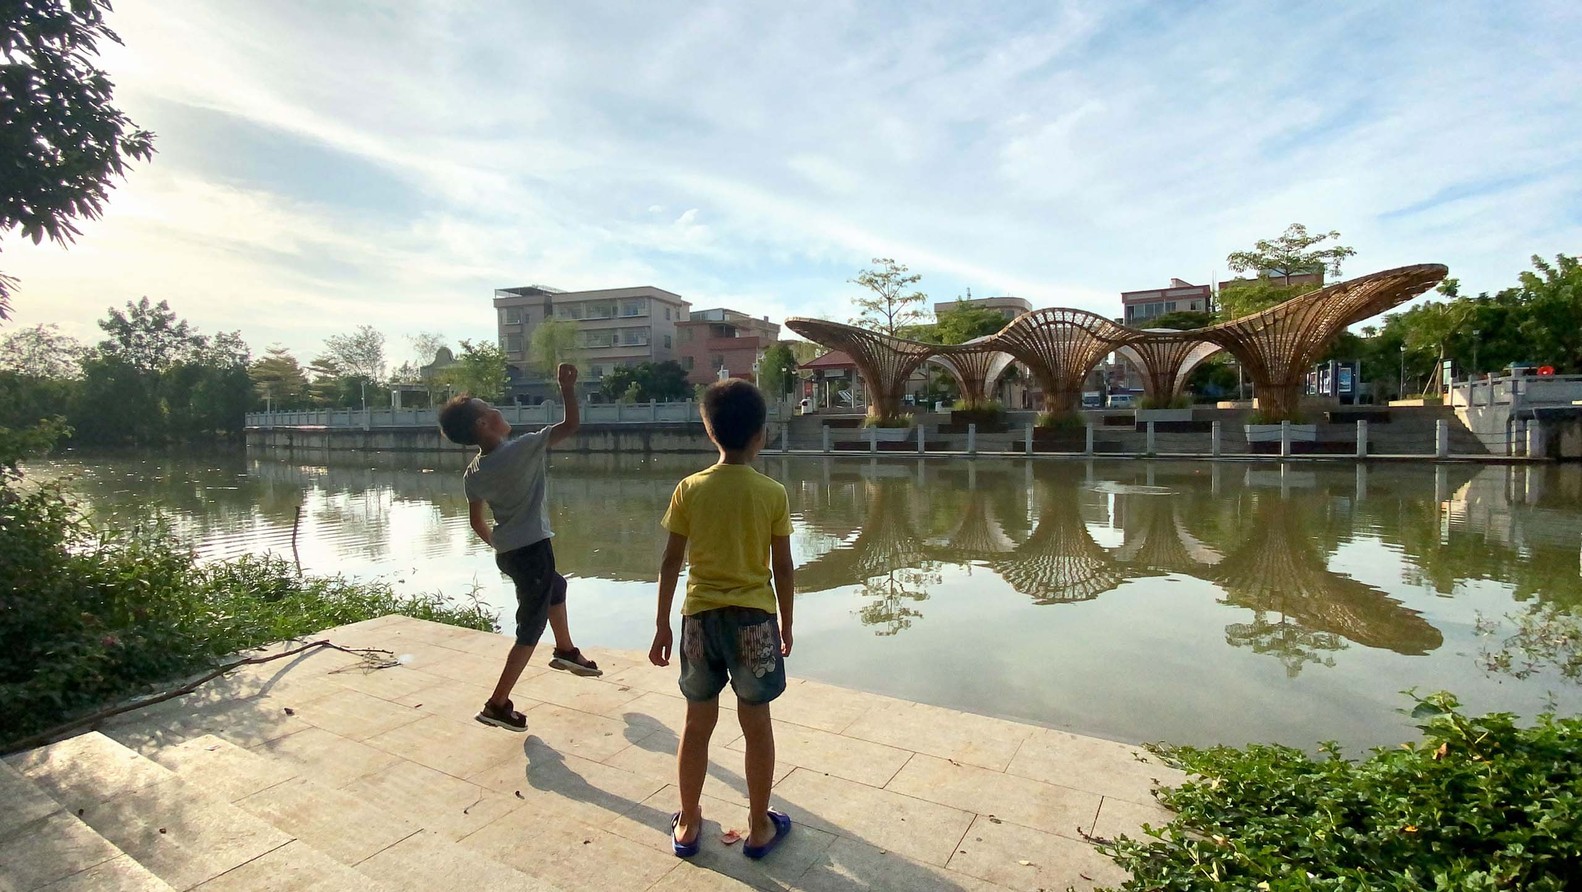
[
  {"x1": 702, "y1": 379, "x2": 767, "y2": 451},
  {"x1": 438, "y1": 394, "x2": 482, "y2": 446}
]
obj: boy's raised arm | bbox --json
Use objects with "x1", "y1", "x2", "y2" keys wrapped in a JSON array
[
  {"x1": 547, "y1": 363, "x2": 581, "y2": 447},
  {"x1": 649, "y1": 531, "x2": 688, "y2": 666},
  {"x1": 771, "y1": 535, "x2": 794, "y2": 657}
]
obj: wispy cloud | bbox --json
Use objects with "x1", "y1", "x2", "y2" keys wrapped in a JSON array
[{"x1": 5, "y1": 0, "x2": 1580, "y2": 359}]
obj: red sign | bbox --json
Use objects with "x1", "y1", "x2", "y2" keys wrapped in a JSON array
[{"x1": 1538, "y1": 365, "x2": 1556, "y2": 376}]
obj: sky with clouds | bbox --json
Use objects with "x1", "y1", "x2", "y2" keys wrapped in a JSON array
[{"x1": 5, "y1": 0, "x2": 1580, "y2": 364}]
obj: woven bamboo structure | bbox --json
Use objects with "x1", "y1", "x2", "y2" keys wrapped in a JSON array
[
  {"x1": 992, "y1": 308, "x2": 1138, "y2": 414},
  {"x1": 784, "y1": 318, "x2": 936, "y2": 421},
  {"x1": 926, "y1": 338, "x2": 1018, "y2": 408},
  {"x1": 1194, "y1": 264, "x2": 1447, "y2": 420},
  {"x1": 1114, "y1": 333, "x2": 1222, "y2": 406}
]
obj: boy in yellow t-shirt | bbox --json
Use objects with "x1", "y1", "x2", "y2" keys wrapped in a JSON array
[{"x1": 649, "y1": 379, "x2": 795, "y2": 861}]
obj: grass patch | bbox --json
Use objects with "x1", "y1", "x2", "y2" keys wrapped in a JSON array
[
  {"x1": 1, "y1": 421, "x2": 494, "y2": 750},
  {"x1": 1096, "y1": 692, "x2": 1582, "y2": 890}
]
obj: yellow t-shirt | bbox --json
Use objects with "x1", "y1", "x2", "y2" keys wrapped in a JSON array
[{"x1": 661, "y1": 463, "x2": 793, "y2": 616}]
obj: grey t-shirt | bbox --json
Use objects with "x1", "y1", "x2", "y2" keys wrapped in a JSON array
[{"x1": 462, "y1": 428, "x2": 553, "y2": 553}]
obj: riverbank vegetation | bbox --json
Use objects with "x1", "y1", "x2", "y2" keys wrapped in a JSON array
[
  {"x1": 0, "y1": 423, "x2": 494, "y2": 750},
  {"x1": 1094, "y1": 692, "x2": 1581, "y2": 891}
]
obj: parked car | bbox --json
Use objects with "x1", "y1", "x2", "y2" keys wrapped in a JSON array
[{"x1": 1107, "y1": 393, "x2": 1135, "y2": 408}]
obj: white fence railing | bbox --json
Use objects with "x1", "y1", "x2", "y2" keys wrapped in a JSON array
[
  {"x1": 1449, "y1": 373, "x2": 1582, "y2": 409},
  {"x1": 247, "y1": 400, "x2": 788, "y2": 429}
]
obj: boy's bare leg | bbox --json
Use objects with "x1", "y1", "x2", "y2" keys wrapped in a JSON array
[
  {"x1": 676, "y1": 697, "x2": 718, "y2": 845},
  {"x1": 547, "y1": 602, "x2": 575, "y2": 653},
  {"x1": 489, "y1": 643, "x2": 535, "y2": 706},
  {"x1": 737, "y1": 699, "x2": 777, "y2": 847}
]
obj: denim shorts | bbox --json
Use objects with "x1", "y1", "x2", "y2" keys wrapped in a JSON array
[
  {"x1": 678, "y1": 606, "x2": 786, "y2": 705},
  {"x1": 495, "y1": 539, "x2": 567, "y2": 647}
]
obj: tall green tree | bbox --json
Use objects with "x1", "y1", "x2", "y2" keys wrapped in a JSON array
[
  {"x1": 757, "y1": 342, "x2": 799, "y2": 400},
  {"x1": 850, "y1": 257, "x2": 930, "y2": 335},
  {"x1": 321, "y1": 325, "x2": 386, "y2": 383},
  {"x1": 0, "y1": 0, "x2": 155, "y2": 319},
  {"x1": 0, "y1": 323, "x2": 83, "y2": 378},
  {"x1": 1225, "y1": 223, "x2": 1356, "y2": 286},
  {"x1": 1514, "y1": 254, "x2": 1582, "y2": 372},
  {"x1": 444, "y1": 339, "x2": 508, "y2": 401},
  {"x1": 529, "y1": 317, "x2": 581, "y2": 378},
  {"x1": 249, "y1": 346, "x2": 312, "y2": 410},
  {"x1": 931, "y1": 300, "x2": 1008, "y2": 344},
  {"x1": 1219, "y1": 224, "x2": 1356, "y2": 319}
]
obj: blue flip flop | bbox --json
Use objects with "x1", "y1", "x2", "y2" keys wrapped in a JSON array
[
  {"x1": 670, "y1": 812, "x2": 700, "y2": 858},
  {"x1": 742, "y1": 809, "x2": 792, "y2": 860}
]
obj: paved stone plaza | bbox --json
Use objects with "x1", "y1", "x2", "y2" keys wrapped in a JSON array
[{"x1": 3, "y1": 616, "x2": 1183, "y2": 891}]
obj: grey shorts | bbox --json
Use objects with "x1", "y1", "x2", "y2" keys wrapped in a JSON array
[
  {"x1": 678, "y1": 607, "x2": 787, "y2": 705},
  {"x1": 495, "y1": 539, "x2": 567, "y2": 647}
]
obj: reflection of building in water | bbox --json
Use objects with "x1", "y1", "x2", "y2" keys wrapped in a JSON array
[
  {"x1": 1211, "y1": 494, "x2": 1443, "y2": 676},
  {"x1": 990, "y1": 467, "x2": 1141, "y2": 604}
]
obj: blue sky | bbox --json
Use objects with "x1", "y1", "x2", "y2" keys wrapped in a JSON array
[{"x1": 6, "y1": 0, "x2": 1581, "y2": 364}]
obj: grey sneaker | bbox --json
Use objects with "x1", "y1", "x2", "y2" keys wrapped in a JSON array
[
  {"x1": 549, "y1": 647, "x2": 602, "y2": 677},
  {"x1": 475, "y1": 698, "x2": 527, "y2": 731}
]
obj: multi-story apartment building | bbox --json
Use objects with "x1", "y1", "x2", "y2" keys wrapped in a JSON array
[
  {"x1": 675, "y1": 308, "x2": 781, "y2": 386},
  {"x1": 1121, "y1": 273, "x2": 1324, "y2": 325},
  {"x1": 493, "y1": 285, "x2": 690, "y2": 402}
]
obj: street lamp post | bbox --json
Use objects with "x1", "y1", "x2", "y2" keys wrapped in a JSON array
[
  {"x1": 1472, "y1": 330, "x2": 1480, "y2": 377},
  {"x1": 1399, "y1": 344, "x2": 1406, "y2": 398}
]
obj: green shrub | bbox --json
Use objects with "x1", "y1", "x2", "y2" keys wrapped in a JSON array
[
  {"x1": 1097, "y1": 692, "x2": 1582, "y2": 891},
  {"x1": 1036, "y1": 411, "x2": 1086, "y2": 431},
  {"x1": 1, "y1": 421, "x2": 495, "y2": 749},
  {"x1": 861, "y1": 413, "x2": 914, "y2": 429}
]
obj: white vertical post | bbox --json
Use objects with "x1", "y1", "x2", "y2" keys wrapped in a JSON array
[
  {"x1": 1436, "y1": 419, "x2": 1450, "y2": 458},
  {"x1": 917, "y1": 423, "x2": 925, "y2": 454},
  {"x1": 1211, "y1": 420, "x2": 1222, "y2": 458},
  {"x1": 615, "y1": 401, "x2": 623, "y2": 422},
  {"x1": 1280, "y1": 420, "x2": 1292, "y2": 458},
  {"x1": 1025, "y1": 423, "x2": 1034, "y2": 455},
  {"x1": 781, "y1": 422, "x2": 789, "y2": 452},
  {"x1": 1356, "y1": 420, "x2": 1368, "y2": 459},
  {"x1": 1355, "y1": 463, "x2": 1368, "y2": 500},
  {"x1": 967, "y1": 423, "x2": 977, "y2": 456},
  {"x1": 650, "y1": 400, "x2": 658, "y2": 421},
  {"x1": 822, "y1": 425, "x2": 831, "y2": 454},
  {"x1": 1084, "y1": 423, "x2": 1095, "y2": 455},
  {"x1": 868, "y1": 426, "x2": 877, "y2": 454},
  {"x1": 1146, "y1": 421, "x2": 1156, "y2": 456}
]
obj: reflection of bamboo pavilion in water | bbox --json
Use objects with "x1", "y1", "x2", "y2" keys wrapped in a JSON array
[{"x1": 794, "y1": 463, "x2": 1446, "y2": 670}]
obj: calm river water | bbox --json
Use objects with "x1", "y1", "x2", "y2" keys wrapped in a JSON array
[{"x1": 30, "y1": 450, "x2": 1582, "y2": 752}]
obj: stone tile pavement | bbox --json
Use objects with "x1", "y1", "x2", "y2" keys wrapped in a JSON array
[{"x1": 5, "y1": 616, "x2": 1184, "y2": 891}]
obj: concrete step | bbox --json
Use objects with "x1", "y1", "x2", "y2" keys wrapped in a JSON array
[
  {"x1": 150, "y1": 734, "x2": 563, "y2": 892},
  {"x1": 4, "y1": 731, "x2": 388, "y2": 892},
  {"x1": 0, "y1": 758, "x2": 175, "y2": 891}
]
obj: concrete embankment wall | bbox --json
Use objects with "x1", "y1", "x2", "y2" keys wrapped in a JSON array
[{"x1": 245, "y1": 422, "x2": 716, "y2": 455}]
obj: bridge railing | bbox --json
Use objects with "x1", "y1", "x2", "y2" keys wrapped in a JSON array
[
  {"x1": 1449, "y1": 373, "x2": 1582, "y2": 409},
  {"x1": 246, "y1": 400, "x2": 788, "y2": 429}
]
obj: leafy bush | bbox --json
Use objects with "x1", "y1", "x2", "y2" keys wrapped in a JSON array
[
  {"x1": 1036, "y1": 411, "x2": 1087, "y2": 431},
  {"x1": 1, "y1": 422, "x2": 494, "y2": 749},
  {"x1": 1097, "y1": 693, "x2": 1582, "y2": 890},
  {"x1": 861, "y1": 412, "x2": 914, "y2": 429}
]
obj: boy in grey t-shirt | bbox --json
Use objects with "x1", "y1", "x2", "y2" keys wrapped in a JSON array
[{"x1": 438, "y1": 363, "x2": 601, "y2": 732}]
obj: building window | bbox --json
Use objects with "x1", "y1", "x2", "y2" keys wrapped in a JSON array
[
  {"x1": 621, "y1": 327, "x2": 649, "y2": 346},
  {"x1": 504, "y1": 334, "x2": 523, "y2": 354},
  {"x1": 665, "y1": 308, "x2": 672, "y2": 321},
  {"x1": 622, "y1": 299, "x2": 646, "y2": 317},
  {"x1": 502, "y1": 307, "x2": 522, "y2": 324},
  {"x1": 684, "y1": 356, "x2": 694, "y2": 370},
  {"x1": 581, "y1": 329, "x2": 615, "y2": 348},
  {"x1": 591, "y1": 365, "x2": 604, "y2": 378},
  {"x1": 664, "y1": 335, "x2": 672, "y2": 349},
  {"x1": 712, "y1": 354, "x2": 724, "y2": 369}
]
